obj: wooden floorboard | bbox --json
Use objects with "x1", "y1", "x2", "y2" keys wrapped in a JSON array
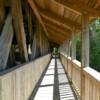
[{"x1": 30, "y1": 57, "x2": 78, "y2": 100}]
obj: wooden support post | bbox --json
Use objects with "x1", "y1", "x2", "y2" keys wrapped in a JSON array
[
  {"x1": 27, "y1": 7, "x2": 33, "y2": 49},
  {"x1": 64, "y1": 41, "x2": 68, "y2": 55},
  {"x1": 71, "y1": 28, "x2": 76, "y2": 60},
  {"x1": 68, "y1": 40, "x2": 71, "y2": 57},
  {"x1": 12, "y1": 0, "x2": 28, "y2": 62},
  {"x1": 64, "y1": 41, "x2": 68, "y2": 71},
  {"x1": 31, "y1": 21, "x2": 41, "y2": 59},
  {"x1": 0, "y1": 0, "x2": 5, "y2": 33},
  {"x1": 81, "y1": 12, "x2": 89, "y2": 100},
  {"x1": 0, "y1": 14, "x2": 13, "y2": 70},
  {"x1": 39, "y1": 23, "x2": 43, "y2": 56},
  {"x1": 44, "y1": 33, "x2": 46, "y2": 55},
  {"x1": 39, "y1": 26, "x2": 46, "y2": 56},
  {"x1": 27, "y1": 0, "x2": 49, "y2": 37},
  {"x1": 31, "y1": 34, "x2": 37, "y2": 60},
  {"x1": 7, "y1": 46, "x2": 15, "y2": 68},
  {"x1": 81, "y1": 13, "x2": 89, "y2": 67},
  {"x1": 67, "y1": 40, "x2": 70, "y2": 71},
  {"x1": 70, "y1": 28, "x2": 76, "y2": 82},
  {"x1": 64, "y1": 41, "x2": 68, "y2": 56}
]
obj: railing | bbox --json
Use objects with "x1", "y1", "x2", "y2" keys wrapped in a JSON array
[
  {"x1": 60, "y1": 53, "x2": 100, "y2": 100},
  {"x1": 0, "y1": 54, "x2": 51, "y2": 100}
]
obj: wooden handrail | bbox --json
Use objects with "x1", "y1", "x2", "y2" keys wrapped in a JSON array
[
  {"x1": 60, "y1": 53, "x2": 100, "y2": 100},
  {"x1": 0, "y1": 54, "x2": 51, "y2": 100},
  {"x1": 84, "y1": 67, "x2": 100, "y2": 83}
]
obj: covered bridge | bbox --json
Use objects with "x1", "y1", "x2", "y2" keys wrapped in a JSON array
[{"x1": 0, "y1": 0, "x2": 100, "y2": 100}]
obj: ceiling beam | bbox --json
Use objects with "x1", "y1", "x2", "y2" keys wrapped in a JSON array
[
  {"x1": 49, "y1": 40, "x2": 59, "y2": 47},
  {"x1": 49, "y1": 38, "x2": 61, "y2": 45},
  {"x1": 55, "y1": 0, "x2": 100, "y2": 18},
  {"x1": 48, "y1": 30, "x2": 67, "y2": 44},
  {"x1": 48, "y1": 29, "x2": 66, "y2": 39},
  {"x1": 48, "y1": 35, "x2": 63, "y2": 45},
  {"x1": 45, "y1": 23, "x2": 71, "y2": 37},
  {"x1": 37, "y1": 7, "x2": 81, "y2": 30},
  {"x1": 27, "y1": 0, "x2": 49, "y2": 37},
  {"x1": 12, "y1": 0, "x2": 28, "y2": 62},
  {"x1": 47, "y1": 28, "x2": 67, "y2": 40},
  {"x1": 47, "y1": 27, "x2": 71, "y2": 39},
  {"x1": 43, "y1": 17, "x2": 73, "y2": 33}
]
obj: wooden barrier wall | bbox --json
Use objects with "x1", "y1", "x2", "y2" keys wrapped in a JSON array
[
  {"x1": 60, "y1": 53, "x2": 100, "y2": 100},
  {"x1": 0, "y1": 54, "x2": 51, "y2": 100}
]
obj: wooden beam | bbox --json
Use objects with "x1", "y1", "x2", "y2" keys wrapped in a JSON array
[
  {"x1": 47, "y1": 27, "x2": 70, "y2": 39},
  {"x1": 71, "y1": 28, "x2": 76, "y2": 59},
  {"x1": 55, "y1": 0, "x2": 100, "y2": 17},
  {"x1": 81, "y1": 13, "x2": 89, "y2": 67},
  {"x1": 81, "y1": 13, "x2": 89, "y2": 100},
  {"x1": 48, "y1": 31, "x2": 64, "y2": 41},
  {"x1": 47, "y1": 29, "x2": 66, "y2": 40},
  {"x1": 49, "y1": 41, "x2": 60, "y2": 46},
  {"x1": 31, "y1": 33, "x2": 37, "y2": 60},
  {"x1": 48, "y1": 30, "x2": 66, "y2": 43},
  {"x1": 43, "y1": 17, "x2": 72, "y2": 33},
  {"x1": 45, "y1": 23, "x2": 70, "y2": 38},
  {"x1": 12, "y1": 0, "x2": 28, "y2": 62},
  {"x1": 27, "y1": 0, "x2": 49, "y2": 37},
  {"x1": 27, "y1": 3, "x2": 33, "y2": 45},
  {"x1": 37, "y1": 7, "x2": 81, "y2": 30},
  {"x1": 0, "y1": 14, "x2": 13, "y2": 70},
  {"x1": 0, "y1": 0, "x2": 5, "y2": 32},
  {"x1": 49, "y1": 37, "x2": 62, "y2": 45}
]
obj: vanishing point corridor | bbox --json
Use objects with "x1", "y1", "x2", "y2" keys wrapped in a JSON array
[{"x1": 30, "y1": 57, "x2": 77, "y2": 100}]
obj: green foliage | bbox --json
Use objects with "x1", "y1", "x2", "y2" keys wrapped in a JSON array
[
  {"x1": 53, "y1": 47, "x2": 58, "y2": 55},
  {"x1": 90, "y1": 31, "x2": 100, "y2": 72},
  {"x1": 76, "y1": 33, "x2": 81, "y2": 61},
  {"x1": 76, "y1": 19, "x2": 100, "y2": 72}
]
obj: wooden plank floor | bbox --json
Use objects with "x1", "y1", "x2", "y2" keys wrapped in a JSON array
[{"x1": 30, "y1": 57, "x2": 77, "y2": 100}]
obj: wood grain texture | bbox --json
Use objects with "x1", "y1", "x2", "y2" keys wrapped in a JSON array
[
  {"x1": 0, "y1": 13, "x2": 13, "y2": 70},
  {"x1": 12, "y1": 0, "x2": 28, "y2": 62},
  {"x1": 27, "y1": 0, "x2": 49, "y2": 37},
  {"x1": 60, "y1": 53, "x2": 100, "y2": 100},
  {"x1": 0, "y1": 54, "x2": 51, "y2": 100}
]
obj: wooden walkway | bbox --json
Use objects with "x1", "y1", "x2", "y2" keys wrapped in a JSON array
[{"x1": 30, "y1": 57, "x2": 77, "y2": 100}]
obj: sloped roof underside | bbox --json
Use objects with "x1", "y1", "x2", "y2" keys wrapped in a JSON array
[{"x1": 30, "y1": 0, "x2": 100, "y2": 44}]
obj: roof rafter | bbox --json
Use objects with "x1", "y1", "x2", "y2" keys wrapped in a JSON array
[
  {"x1": 37, "y1": 7, "x2": 81, "y2": 30},
  {"x1": 43, "y1": 17, "x2": 72, "y2": 33},
  {"x1": 45, "y1": 24, "x2": 70, "y2": 38},
  {"x1": 27, "y1": 0, "x2": 49, "y2": 37},
  {"x1": 45, "y1": 22, "x2": 71, "y2": 35},
  {"x1": 55, "y1": 0, "x2": 100, "y2": 17},
  {"x1": 48, "y1": 34, "x2": 64, "y2": 44},
  {"x1": 47, "y1": 28, "x2": 67, "y2": 39},
  {"x1": 49, "y1": 38, "x2": 62, "y2": 45}
]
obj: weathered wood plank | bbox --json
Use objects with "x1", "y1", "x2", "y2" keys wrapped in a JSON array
[
  {"x1": 81, "y1": 13, "x2": 89, "y2": 100},
  {"x1": 27, "y1": 0, "x2": 49, "y2": 37},
  {"x1": 71, "y1": 28, "x2": 76, "y2": 59},
  {"x1": 0, "y1": 0, "x2": 5, "y2": 33},
  {"x1": 12, "y1": 0, "x2": 28, "y2": 62},
  {"x1": 0, "y1": 13, "x2": 13, "y2": 70},
  {"x1": 60, "y1": 54, "x2": 100, "y2": 100},
  {"x1": 81, "y1": 13, "x2": 89, "y2": 67},
  {"x1": 0, "y1": 54, "x2": 51, "y2": 100},
  {"x1": 55, "y1": 0, "x2": 100, "y2": 17},
  {"x1": 39, "y1": 7, "x2": 81, "y2": 30}
]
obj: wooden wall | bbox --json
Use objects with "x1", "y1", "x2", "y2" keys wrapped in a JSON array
[
  {"x1": 0, "y1": 0, "x2": 50, "y2": 70},
  {"x1": 31, "y1": 21, "x2": 50, "y2": 60},
  {"x1": 0, "y1": 54, "x2": 51, "y2": 100},
  {"x1": 60, "y1": 53, "x2": 100, "y2": 100}
]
